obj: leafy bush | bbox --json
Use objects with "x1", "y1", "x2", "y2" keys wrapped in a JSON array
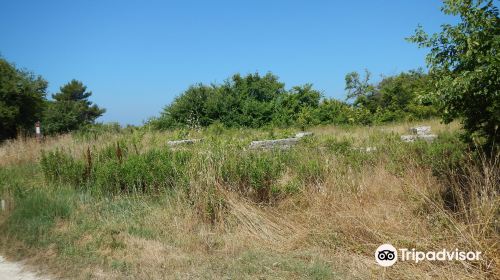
[
  {"x1": 150, "y1": 71, "x2": 438, "y2": 130},
  {"x1": 409, "y1": 0, "x2": 500, "y2": 150}
]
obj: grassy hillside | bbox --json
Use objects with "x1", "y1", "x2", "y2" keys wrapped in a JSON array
[{"x1": 0, "y1": 120, "x2": 498, "y2": 279}]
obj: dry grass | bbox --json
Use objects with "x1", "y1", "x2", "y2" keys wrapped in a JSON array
[{"x1": 0, "y1": 121, "x2": 497, "y2": 280}]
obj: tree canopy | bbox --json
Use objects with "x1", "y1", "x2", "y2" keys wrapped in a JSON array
[
  {"x1": 150, "y1": 71, "x2": 438, "y2": 130},
  {"x1": 408, "y1": 0, "x2": 500, "y2": 150},
  {"x1": 0, "y1": 59, "x2": 106, "y2": 141},
  {"x1": 43, "y1": 80, "x2": 106, "y2": 135},
  {"x1": 0, "y1": 58, "x2": 47, "y2": 140}
]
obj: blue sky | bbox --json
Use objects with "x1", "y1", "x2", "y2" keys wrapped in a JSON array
[{"x1": 1, "y1": 0, "x2": 457, "y2": 125}]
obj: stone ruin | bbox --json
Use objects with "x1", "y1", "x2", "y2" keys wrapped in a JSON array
[
  {"x1": 167, "y1": 139, "x2": 203, "y2": 147},
  {"x1": 249, "y1": 131, "x2": 314, "y2": 150},
  {"x1": 401, "y1": 126, "x2": 437, "y2": 142}
]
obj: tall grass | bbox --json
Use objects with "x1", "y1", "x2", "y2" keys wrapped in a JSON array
[
  {"x1": 3, "y1": 187, "x2": 74, "y2": 246},
  {"x1": 0, "y1": 121, "x2": 498, "y2": 279}
]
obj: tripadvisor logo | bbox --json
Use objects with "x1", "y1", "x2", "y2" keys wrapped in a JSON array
[
  {"x1": 375, "y1": 244, "x2": 397, "y2": 267},
  {"x1": 375, "y1": 244, "x2": 481, "y2": 267}
]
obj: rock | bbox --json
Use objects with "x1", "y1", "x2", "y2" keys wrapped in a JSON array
[
  {"x1": 401, "y1": 134, "x2": 437, "y2": 143},
  {"x1": 352, "y1": 147, "x2": 377, "y2": 152},
  {"x1": 249, "y1": 138, "x2": 300, "y2": 149},
  {"x1": 295, "y1": 132, "x2": 314, "y2": 138},
  {"x1": 167, "y1": 139, "x2": 202, "y2": 146},
  {"x1": 401, "y1": 135, "x2": 418, "y2": 142},
  {"x1": 410, "y1": 126, "x2": 431, "y2": 135},
  {"x1": 364, "y1": 147, "x2": 377, "y2": 152},
  {"x1": 417, "y1": 134, "x2": 437, "y2": 142}
]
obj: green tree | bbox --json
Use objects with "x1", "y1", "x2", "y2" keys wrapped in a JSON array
[
  {"x1": 345, "y1": 70, "x2": 377, "y2": 109},
  {"x1": 154, "y1": 72, "x2": 287, "y2": 129},
  {"x1": 408, "y1": 0, "x2": 500, "y2": 150},
  {"x1": 376, "y1": 70, "x2": 436, "y2": 122},
  {"x1": 0, "y1": 58, "x2": 47, "y2": 140},
  {"x1": 43, "y1": 80, "x2": 105, "y2": 134},
  {"x1": 232, "y1": 73, "x2": 285, "y2": 127},
  {"x1": 316, "y1": 99, "x2": 351, "y2": 124},
  {"x1": 272, "y1": 84, "x2": 322, "y2": 126}
]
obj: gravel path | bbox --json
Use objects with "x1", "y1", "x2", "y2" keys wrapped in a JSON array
[{"x1": 0, "y1": 256, "x2": 50, "y2": 280}]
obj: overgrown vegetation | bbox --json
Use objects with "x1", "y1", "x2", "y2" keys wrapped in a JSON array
[
  {"x1": 0, "y1": 121, "x2": 498, "y2": 279},
  {"x1": 0, "y1": 0, "x2": 498, "y2": 279}
]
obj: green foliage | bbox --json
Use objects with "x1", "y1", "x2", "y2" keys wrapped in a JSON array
[
  {"x1": 220, "y1": 150, "x2": 288, "y2": 201},
  {"x1": 41, "y1": 145, "x2": 192, "y2": 195},
  {"x1": 152, "y1": 73, "x2": 287, "y2": 129},
  {"x1": 413, "y1": 131, "x2": 467, "y2": 175},
  {"x1": 345, "y1": 69, "x2": 437, "y2": 123},
  {"x1": 41, "y1": 149, "x2": 86, "y2": 186},
  {"x1": 43, "y1": 80, "x2": 106, "y2": 135},
  {"x1": 273, "y1": 84, "x2": 322, "y2": 126},
  {"x1": 293, "y1": 156, "x2": 326, "y2": 185},
  {"x1": 151, "y1": 70, "x2": 438, "y2": 130},
  {"x1": 315, "y1": 99, "x2": 351, "y2": 125},
  {"x1": 345, "y1": 69, "x2": 376, "y2": 104},
  {"x1": 324, "y1": 137, "x2": 352, "y2": 154},
  {"x1": 0, "y1": 58, "x2": 47, "y2": 140},
  {"x1": 408, "y1": 0, "x2": 500, "y2": 150},
  {"x1": 95, "y1": 149, "x2": 191, "y2": 194}
]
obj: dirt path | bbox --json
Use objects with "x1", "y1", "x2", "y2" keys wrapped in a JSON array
[{"x1": 0, "y1": 256, "x2": 50, "y2": 280}]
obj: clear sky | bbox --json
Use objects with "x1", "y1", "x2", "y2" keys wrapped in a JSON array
[{"x1": 0, "y1": 0, "x2": 457, "y2": 125}]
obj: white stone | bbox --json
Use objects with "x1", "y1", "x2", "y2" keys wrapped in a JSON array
[
  {"x1": 295, "y1": 132, "x2": 314, "y2": 138},
  {"x1": 410, "y1": 126, "x2": 431, "y2": 135},
  {"x1": 249, "y1": 138, "x2": 300, "y2": 149},
  {"x1": 167, "y1": 139, "x2": 202, "y2": 146},
  {"x1": 364, "y1": 147, "x2": 377, "y2": 152},
  {"x1": 353, "y1": 147, "x2": 377, "y2": 152},
  {"x1": 401, "y1": 135, "x2": 418, "y2": 142},
  {"x1": 417, "y1": 134, "x2": 437, "y2": 142}
]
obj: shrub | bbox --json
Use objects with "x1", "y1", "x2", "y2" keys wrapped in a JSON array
[
  {"x1": 92, "y1": 149, "x2": 192, "y2": 195},
  {"x1": 41, "y1": 149, "x2": 85, "y2": 186}
]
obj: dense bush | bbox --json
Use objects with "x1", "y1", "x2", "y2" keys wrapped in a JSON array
[
  {"x1": 345, "y1": 69, "x2": 437, "y2": 124},
  {"x1": 39, "y1": 135, "x2": 341, "y2": 202},
  {"x1": 41, "y1": 146, "x2": 192, "y2": 195},
  {"x1": 97, "y1": 149, "x2": 192, "y2": 194},
  {"x1": 409, "y1": 0, "x2": 500, "y2": 150},
  {"x1": 150, "y1": 71, "x2": 438, "y2": 130}
]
